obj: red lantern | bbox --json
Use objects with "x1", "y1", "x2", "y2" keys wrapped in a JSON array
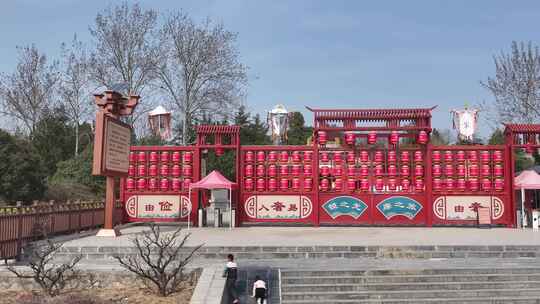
[
  {"x1": 172, "y1": 165, "x2": 181, "y2": 177},
  {"x1": 469, "y1": 164, "x2": 479, "y2": 177},
  {"x1": 333, "y1": 152, "x2": 342, "y2": 163},
  {"x1": 390, "y1": 131, "x2": 399, "y2": 145},
  {"x1": 256, "y1": 165, "x2": 265, "y2": 177},
  {"x1": 414, "y1": 151, "x2": 423, "y2": 162},
  {"x1": 268, "y1": 178, "x2": 277, "y2": 191},
  {"x1": 401, "y1": 178, "x2": 410, "y2": 191},
  {"x1": 494, "y1": 164, "x2": 503, "y2": 176},
  {"x1": 149, "y1": 151, "x2": 158, "y2": 163},
  {"x1": 418, "y1": 131, "x2": 428, "y2": 144},
  {"x1": 388, "y1": 151, "x2": 397, "y2": 163},
  {"x1": 183, "y1": 178, "x2": 191, "y2": 189},
  {"x1": 457, "y1": 178, "x2": 466, "y2": 191},
  {"x1": 334, "y1": 178, "x2": 343, "y2": 191},
  {"x1": 268, "y1": 164, "x2": 277, "y2": 177},
  {"x1": 268, "y1": 151, "x2": 278, "y2": 162},
  {"x1": 257, "y1": 151, "x2": 266, "y2": 162},
  {"x1": 347, "y1": 151, "x2": 355, "y2": 163},
  {"x1": 280, "y1": 151, "x2": 289, "y2": 162},
  {"x1": 415, "y1": 178, "x2": 424, "y2": 191},
  {"x1": 321, "y1": 152, "x2": 329, "y2": 162},
  {"x1": 374, "y1": 164, "x2": 383, "y2": 176},
  {"x1": 292, "y1": 151, "x2": 301, "y2": 163},
  {"x1": 292, "y1": 165, "x2": 301, "y2": 176},
  {"x1": 368, "y1": 132, "x2": 377, "y2": 144},
  {"x1": 304, "y1": 151, "x2": 313, "y2": 162},
  {"x1": 303, "y1": 165, "x2": 312, "y2": 176},
  {"x1": 183, "y1": 152, "x2": 192, "y2": 163},
  {"x1": 245, "y1": 178, "x2": 254, "y2": 191},
  {"x1": 160, "y1": 178, "x2": 169, "y2": 191},
  {"x1": 493, "y1": 150, "x2": 503, "y2": 162},
  {"x1": 360, "y1": 151, "x2": 369, "y2": 162},
  {"x1": 494, "y1": 178, "x2": 504, "y2": 191},
  {"x1": 345, "y1": 132, "x2": 355, "y2": 145},
  {"x1": 160, "y1": 164, "x2": 169, "y2": 176},
  {"x1": 388, "y1": 178, "x2": 397, "y2": 191},
  {"x1": 433, "y1": 178, "x2": 442, "y2": 190},
  {"x1": 401, "y1": 164, "x2": 410, "y2": 176},
  {"x1": 432, "y1": 164, "x2": 441, "y2": 177},
  {"x1": 245, "y1": 164, "x2": 254, "y2": 177},
  {"x1": 444, "y1": 164, "x2": 453, "y2": 176},
  {"x1": 457, "y1": 164, "x2": 465, "y2": 177},
  {"x1": 480, "y1": 151, "x2": 490, "y2": 163},
  {"x1": 148, "y1": 164, "x2": 157, "y2": 176},
  {"x1": 304, "y1": 178, "x2": 313, "y2": 191},
  {"x1": 526, "y1": 145, "x2": 535, "y2": 154},
  {"x1": 129, "y1": 152, "x2": 136, "y2": 163},
  {"x1": 280, "y1": 165, "x2": 289, "y2": 175},
  {"x1": 172, "y1": 151, "x2": 181, "y2": 163},
  {"x1": 444, "y1": 151, "x2": 453, "y2": 162},
  {"x1": 333, "y1": 164, "x2": 343, "y2": 176},
  {"x1": 138, "y1": 164, "x2": 147, "y2": 176},
  {"x1": 401, "y1": 151, "x2": 410, "y2": 163},
  {"x1": 388, "y1": 164, "x2": 397, "y2": 176},
  {"x1": 257, "y1": 178, "x2": 266, "y2": 191},
  {"x1": 469, "y1": 178, "x2": 479, "y2": 191},
  {"x1": 456, "y1": 151, "x2": 465, "y2": 162},
  {"x1": 320, "y1": 178, "x2": 329, "y2": 191},
  {"x1": 148, "y1": 178, "x2": 158, "y2": 190},
  {"x1": 318, "y1": 131, "x2": 327, "y2": 145},
  {"x1": 172, "y1": 178, "x2": 181, "y2": 191},
  {"x1": 292, "y1": 178, "x2": 301, "y2": 191},
  {"x1": 347, "y1": 166, "x2": 356, "y2": 177},
  {"x1": 126, "y1": 178, "x2": 135, "y2": 190},
  {"x1": 446, "y1": 178, "x2": 454, "y2": 191},
  {"x1": 468, "y1": 151, "x2": 478, "y2": 162},
  {"x1": 215, "y1": 147, "x2": 224, "y2": 157},
  {"x1": 360, "y1": 165, "x2": 369, "y2": 177},
  {"x1": 138, "y1": 151, "x2": 146, "y2": 162},
  {"x1": 481, "y1": 178, "x2": 492, "y2": 191},
  {"x1": 245, "y1": 151, "x2": 254, "y2": 162},
  {"x1": 480, "y1": 164, "x2": 491, "y2": 176},
  {"x1": 360, "y1": 179, "x2": 370, "y2": 191},
  {"x1": 321, "y1": 166, "x2": 330, "y2": 176},
  {"x1": 160, "y1": 151, "x2": 169, "y2": 163},
  {"x1": 183, "y1": 165, "x2": 192, "y2": 176},
  {"x1": 374, "y1": 151, "x2": 384, "y2": 163},
  {"x1": 128, "y1": 165, "x2": 136, "y2": 176},
  {"x1": 414, "y1": 164, "x2": 424, "y2": 177},
  {"x1": 137, "y1": 178, "x2": 147, "y2": 190},
  {"x1": 375, "y1": 178, "x2": 384, "y2": 191},
  {"x1": 347, "y1": 179, "x2": 356, "y2": 191},
  {"x1": 432, "y1": 151, "x2": 441, "y2": 162}
]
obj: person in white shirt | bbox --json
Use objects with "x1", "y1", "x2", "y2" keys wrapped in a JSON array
[
  {"x1": 222, "y1": 254, "x2": 239, "y2": 304},
  {"x1": 252, "y1": 275, "x2": 267, "y2": 304}
]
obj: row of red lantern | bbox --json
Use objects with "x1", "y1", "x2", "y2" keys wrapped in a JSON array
[
  {"x1": 319, "y1": 164, "x2": 421, "y2": 177},
  {"x1": 432, "y1": 178, "x2": 504, "y2": 191},
  {"x1": 320, "y1": 178, "x2": 424, "y2": 192},
  {"x1": 244, "y1": 151, "x2": 313, "y2": 163},
  {"x1": 432, "y1": 164, "x2": 503, "y2": 177},
  {"x1": 319, "y1": 131, "x2": 429, "y2": 145},
  {"x1": 126, "y1": 177, "x2": 191, "y2": 191},
  {"x1": 432, "y1": 150, "x2": 503, "y2": 163},
  {"x1": 129, "y1": 164, "x2": 192, "y2": 177},
  {"x1": 319, "y1": 150, "x2": 424, "y2": 164},
  {"x1": 245, "y1": 164, "x2": 313, "y2": 177},
  {"x1": 244, "y1": 178, "x2": 313, "y2": 192},
  {"x1": 130, "y1": 151, "x2": 193, "y2": 164}
]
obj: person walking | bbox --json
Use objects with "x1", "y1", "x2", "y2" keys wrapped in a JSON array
[
  {"x1": 223, "y1": 254, "x2": 239, "y2": 304},
  {"x1": 252, "y1": 275, "x2": 267, "y2": 304}
]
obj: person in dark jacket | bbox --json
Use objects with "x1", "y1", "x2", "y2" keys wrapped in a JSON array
[{"x1": 223, "y1": 254, "x2": 239, "y2": 304}]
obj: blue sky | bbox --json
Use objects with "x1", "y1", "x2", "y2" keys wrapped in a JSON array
[{"x1": 1, "y1": 0, "x2": 539, "y2": 137}]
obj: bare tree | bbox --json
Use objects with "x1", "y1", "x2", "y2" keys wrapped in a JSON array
[
  {"x1": 59, "y1": 35, "x2": 93, "y2": 156},
  {"x1": 88, "y1": 2, "x2": 159, "y2": 128},
  {"x1": 157, "y1": 12, "x2": 248, "y2": 145},
  {"x1": 481, "y1": 41, "x2": 540, "y2": 124},
  {"x1": 0, "y1": 45, "x2": 59, "y2": 135}
]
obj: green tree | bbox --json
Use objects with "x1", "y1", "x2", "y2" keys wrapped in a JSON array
[
  {"x1": 234, "y1": 105, "x2": 251, "y2": 143},
  {"x1": 430, "y1": 128, "x2": 451, "y2": 146},
  {"x1": 0, "y1": 129, "x2": 46, "y2": 203},
  {"x1": 246, "y1": 114, "x2": 270, "y2": 145},
  {"x1": 287, "y1": 112, "x2": 312, "y2": 145},
  {"x1": 488, "y1": 128, "x2": 505, "y2": 145}
]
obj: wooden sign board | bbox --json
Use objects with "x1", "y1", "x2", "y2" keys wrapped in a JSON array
[
  {"x1": 92, "y1": 111, "x2": 132, "y2": 176},
  {"x1": 477, "y1": 207, "x2": 491, "y2": 228}
]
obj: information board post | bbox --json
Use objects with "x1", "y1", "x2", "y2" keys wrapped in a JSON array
[{"x1": 92, "y1": 91, "x2": 139, "y2": 237}]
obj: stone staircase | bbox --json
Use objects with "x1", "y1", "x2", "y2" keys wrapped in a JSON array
[{"x1": 280, "y1": 268, "x2": 540, "y2": 303}]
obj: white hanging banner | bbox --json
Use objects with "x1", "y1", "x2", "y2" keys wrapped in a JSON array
[{"x1": 451, "y1": 108, "x2": 479, "y2": 141}]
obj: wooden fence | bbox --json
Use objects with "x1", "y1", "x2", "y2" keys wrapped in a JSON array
[{"x1": 0, "y1": 201, "x2": 124, "y2": 260}]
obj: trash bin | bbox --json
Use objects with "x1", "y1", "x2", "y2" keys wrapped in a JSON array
[{"x1": 533, "y1": 210, "x2": 539, "y2": 231}]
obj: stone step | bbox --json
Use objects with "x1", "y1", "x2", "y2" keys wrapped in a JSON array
[
  {"x1": 281, "y1": 280, "x2": 540, "y2": 292},
  {"x1": 281, "y1": 273, "x2": 540, "y2": 284},
  {"x1": 281, "y1": 297, "x2": 540, "y2": 304},
  {"x1": 281, "y1": 288, "x2": 540, "y2": 300},
  {"x1": 280, "y1": 268, "x2": 540, "y2": 276}
]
